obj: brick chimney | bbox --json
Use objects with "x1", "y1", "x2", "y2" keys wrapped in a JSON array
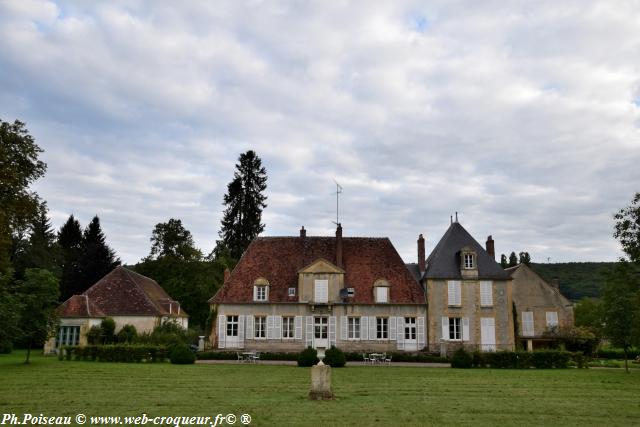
[
  {"x1": 300, "y1": 226, "x2": 306, "y2": 238},
  {"x1": 486, "y1": 235, "x2": 495, "y2": 260},
  {"x1": 417, "y1": 234, "x2": 426, "y2": 273},
  {"x1": 223, "y1": 268, "x2": 230, "y2": 283},
  {"x1": 336, "y1": 223, "x2": 343, "y2": 268}
]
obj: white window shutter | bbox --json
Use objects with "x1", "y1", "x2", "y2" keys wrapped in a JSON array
[
  {"x1": 361, "y1": 316, "x2": 369, "y2": 341},
  {"x1": 294, "y1": 316, "x2": 303, "y2": 340},
  {"x1": 417, "y1": 317, "x2": 425, "y2": 348},
  {"x1": 253, "y1": 286, "x2": 257, "y2": 301},
  {"x1": 546, "y1": 311, "x2": 558, "y2": 327},
  {"x1": 389, "y1": 317, "x2": 397, "y2": 341},
  {"x1": 340, "y1": 316, "x2": 347, "y2": 341},
  {"x1": 218, "y1": 315, "x2": 226, "y2": 349},
  {"x1": 266, "y1": 316, "x2": 274, "y2": 339},
  {"x1": 305, "y1": 316, "x2": 314, "y2": 348},
  {"x1": 314, "y1": 280, "x2": 328, "y2": 303},
  {"x1": 441, "y1": 316, "x2": 449, "y2": 341},
  {"x1": 274, "y1": 315, "x2": 282, "y2": 340},
  {"x1": 329, "y1": 316, "x2": 337, "y2": 347},
  {"x1": 462, "y1": 317, "x2": 470, "y2": 341},
  {"x1": 522, "y1": 311, "x2": 534, "y2": 336},
  {"x1": 245, "y1": 315, "x2": 254, "y2": 340},
  {"x1": 369, "y1": 316, "x2": 376, "y2": 340},
  {"x1": 448, "y1": 281, "x2": 461, "y2": 305},
  {"x1": 238, "y1": 315, "x2": 245, "y2": 349},
  {"x1": 480, "y1": 281, "x2": 493, "y2": 306},
  {"x1": 396, "y1": 317, "x2": 405, "y2": 350}
]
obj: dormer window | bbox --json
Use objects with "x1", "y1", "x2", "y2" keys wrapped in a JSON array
[
  {"x1": 374, "y1": 279, "x2": 390, "y2": 303},
  {"x1": 463, "y1": 253, "x2": 475, "y2": 269},
  {"x1": 253, "y1": 278, "x2": 269, "y2": 302}
]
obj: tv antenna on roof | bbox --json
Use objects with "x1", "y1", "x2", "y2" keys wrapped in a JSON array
[{"x1": 333, "y1": 180, "x2": 343, "y2": 225}]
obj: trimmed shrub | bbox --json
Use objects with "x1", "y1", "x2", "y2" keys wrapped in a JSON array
[
  {"x1": 472, "y1": 351, "x2": 486, "y2": 368},
  {"x1": 451, "y1": 348, "x2": 473, "y2": 368},
  {"x1": 86, "y1": 326, "x2": 102, "y2": 345},
  {"x1": 101, "y1": 318, "x2": 116, "y2": 344},
  {"x1": 169, "y1": 344, "x2": 196, "y2": 365},
  {"x1": 297, "y1": 347, "x2": 319, "y2": 367},
  {"x1": 596, "y1": 347, "x2": 640, "y2": 360},
  {"x1": 59, "y1": 345, "x2": 167, "y2": 363},
  {"x1": 117, "y1": 325, "x2": 138, "y2": 343},
  {"x1": 323, "y1": 346, "x2": 346, "y2": 367}
]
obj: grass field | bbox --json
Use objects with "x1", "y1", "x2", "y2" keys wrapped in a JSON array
[{"x1": 1, "y1": 352, "x2": 639, "y2": 427}]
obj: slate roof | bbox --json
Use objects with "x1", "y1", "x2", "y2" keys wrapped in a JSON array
[
  {"x1": 210, "y1": 235, "x2": 425, "y2": 304},
  {"x1": 424, "y1": 222, "x2": 510, "y2": 280},
  {"x1": 405, "y1": 263, "x2": 422, "y2": 283},
  {"x1": 57, "y1": 266, "x2": 188, "y2": 318}
]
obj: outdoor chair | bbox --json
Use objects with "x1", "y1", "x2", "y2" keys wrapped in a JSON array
[
  {"x1": 250, "y1": 352, "x2": 260, "y2": 363},
  {"x1": 237, "y1": 352, "x2": 244, "y2": 363},
  {"x1": 362, "y1": 353, "x2": 371, "y2": 364},
  {"x1": 384, "y1": 355, "x2": 392, "y2": 366}
]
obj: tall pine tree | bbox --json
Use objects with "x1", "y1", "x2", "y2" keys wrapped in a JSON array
[
  {"x1": 77, "y1": 216, "x2": 120, "y2": 291},
  {"x1": 508, "y1": 251, "x2": 518, "y2": 267},
  {"x1": 218, "y1": 151, "x2": 267, "y2": 259},
  {"x1": 14, "y1": 202, "x2": 60, "y2": 278},
  {"x1": 57, "y1": 215, "x2": 83, "y2": 301}
]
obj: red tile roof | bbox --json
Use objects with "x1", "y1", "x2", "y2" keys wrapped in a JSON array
[
  {"x1": 57, "y1": 266, "x2": 188, "y2": 318},
  {"x1": 210, "y1": 236, "x2": 425, "y2": 304}
]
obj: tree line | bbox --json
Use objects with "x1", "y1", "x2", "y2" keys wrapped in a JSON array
[{"x1": 0, "y1": 118, "x2": 268, "y2": 361}]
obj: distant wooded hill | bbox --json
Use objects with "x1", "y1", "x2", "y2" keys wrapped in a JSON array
[{"x1": 529, "y1": 262, "x2": 617, "y2": 301}]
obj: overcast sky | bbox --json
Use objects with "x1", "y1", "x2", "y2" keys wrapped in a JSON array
[{"x1": 1, "y1": 1, "x2": 639, "y2": 265}]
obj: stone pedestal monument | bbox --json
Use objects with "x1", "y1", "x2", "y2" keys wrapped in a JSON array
[{"x1": 309, "y1": 346, "x2": 333, "y2": 400}]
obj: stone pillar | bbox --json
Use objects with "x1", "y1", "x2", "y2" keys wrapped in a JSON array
[
  {"x1": 198, "y1": 336, "x2": 205, "y2": 352},
  {"x1": 526, "y1": 339, "x2": 533, "y2": 352},
  {"x1": 309, "y1": 364, "x2": 333, "y2": 400}
]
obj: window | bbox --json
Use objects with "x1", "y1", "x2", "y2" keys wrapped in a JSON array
[
  {"x1": 226, "y1": 315, "x2": 239, "y2": 337},
  {"x1": 448, "y1": 317, "x2": 461, "y2": 340},
  {"x1": 463, "y1": 253, "x2": 475, "y2": 269},
  {"x1": 448, "y1": 280, "x2": 461, "y2": 306},
  {"x1": 254, "y1": 285, "x2": 268, "y2": 301},
  {"x1": 347, "y1": 317, "x2": 360, "y2": 339},
  {"x1": 56, "y1": 326, "x2": 80, "y2": 347},
  {"x1": 283, "y1": 316, "x2": 295, "y2": 339},
  {"x1": 288, "y1": 287, "x2": 296, "y2": 297},
  {"x1": 480, "y1": 281, "x2": 493, "y2": 306},
  {"x1": 404, "y1": 317, "x2": 416, "y2": 340},
  {"x1": 522, "y1": 311, "x2": 534, "y2": 337},
  {"x1": 375, "y1": 286, "x2": 389, "y2": 303},
  {"x1": 546, "y1": 311, "x2": 559, "y2": 328},
  {"x1": 376, "y1": 317, "x2": 388, "y2": 339},
  {"x1": 314, "y1": 317, "x2": 328, "y2": 339},
  {"x1": 314, "y1": 280, "x2": 328, "y2": 303},
  {"x1": 254, "y1": 316, "x2": 266, "y2": 339}
]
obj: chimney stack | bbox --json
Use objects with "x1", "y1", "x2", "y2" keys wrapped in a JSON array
[
  {"x1": 300, "y1": 226, "x2": 306, "y2": 238},
  {"x1": 486, "y1": 235, "x2": 495, "y2": 260},
  {"x1": 336, "y1": 223, "x2": 343, "y2": 268},
  {"x1": 223, "y1": 268, "x2": 230, "y2": 283},
  {"x1": 417, "y1": 234, "x2": 426, "y2": 273}
]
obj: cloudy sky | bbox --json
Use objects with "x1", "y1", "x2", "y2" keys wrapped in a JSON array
[{"x1": 1, "y1": 1, "x2": 639, "y2": 265}]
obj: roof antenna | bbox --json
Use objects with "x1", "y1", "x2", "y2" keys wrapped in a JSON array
[
  {"x1": 455, "y1": 211, "x2": 458, "y2": 223},
  {"x1": 332, "y1": 180, "x2": 343, "y2": 226}
]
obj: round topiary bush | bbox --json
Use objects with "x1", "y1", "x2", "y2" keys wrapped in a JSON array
[
  {"x1": 323, "y1": 346, "x2": 346, "y2": 367},
  {"x1": 297, "y1": 347, "x2": 319, "y2": 367},
  {"x1": 169, "y1": 344, "x2": 196, "y2": 365},
  {"x1": 451, "y1": 348, "x2": 473, "y2": 368}
]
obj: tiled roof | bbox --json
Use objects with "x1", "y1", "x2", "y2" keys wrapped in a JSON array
[
  {"x1": 425, "y1": 222, "x2": 510, "y2": 280},
  {"x1": 210, "y1": 236, "x2": 425, "y2": 304},
  {"x1": 57, "y1": 266, "x2": 188, "y2": 318}
]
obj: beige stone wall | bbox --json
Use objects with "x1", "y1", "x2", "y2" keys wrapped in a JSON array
[
  {"x1": 426, "y1": 279, "x2": 515, "y2": 353},
  {"x1": 298, "y1": 259, "x2": 345, "y2": 303}
]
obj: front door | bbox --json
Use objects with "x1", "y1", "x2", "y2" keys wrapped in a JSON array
[
  {"x1": 404, "y1": 317, "x2": 417, "y2": 351},
  {"x1": 480, "y1": 317, "x2": 496, "y2": 351},
  {"x1": 314, "y1": 316, "x2": 328, "y2": 349}
]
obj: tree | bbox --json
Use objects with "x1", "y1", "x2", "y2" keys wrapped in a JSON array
[
  {"x1": 13, "y1": 202, "x2": 60, "y2": 279},
  {"x1": 574, "y1": 298, "x2": 604, "y2": 334},
  {"x1": 0, "y1": 119, "x2": 47, "y2": 274},
  {"x1": 57, "y1": 215, "x2": 83, "y2": 301},
  {"x1": 601, "y1": 261, "x2": 640, "y2": 373},
  {"x1": 218, "y1": 150, "x2": 268, "y2": 259},
  {"x1": 614, "y1": 192, "x2": 640, "y2": 263},
  {"x1": 518, "y1": 251, "x2": 531, "y2": 266},
  {"x1": 500, "y1": 254, "x2": 508, "y2": 268},
  {"x1": 0, "y1": 271, "x2": 21, "y2": 353},
  {"x1": 147, "y1": 218, "x2": 202, "y2": 261},
  {"x1": 508, "y1": 252, "x2": 518, "y2": 267},
  {"x1": 16, "y1": 268, "x2": 59, "y2": 363},
  {"x1": 76, "y1": 216, "x2": 120, "y2": 293}
]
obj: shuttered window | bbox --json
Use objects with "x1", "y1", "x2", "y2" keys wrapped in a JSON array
[
  {"x1": 448, "y1": 280, "x2": 461, "y2": 306},
  {"x1": 480, "y1": 281, "x2": 493, "y2": 306},
  {"x1": 282, "y1": 317, "x2": 295, "y2": 339},
  {"x1": 522, "y1": 311, "x2": 534, "y2": 336},
  {"x1": 226, "y1": 315, "x2": 239, "y2": 337},
  {"x1": 376, "y1": 317, "x2": 388, "y2": 339},
  {"x1": 546, "y1": 311, "x2": 559, "y2": 327},
  {"x1": 375, "y1": 287, "x2": 389, "y2": 303},
  {"x1": 254, "y1": 316, "x2": 266, "y2": 339},
  {"x1": 314, "y1": 280, "x2": 328, "y2": 303},
  {"x1": 448, "y1": 317, "x2": 461, "y2": 340},
  {"x1": 348, "y1": 317, "x2": 360, "y2": 340},
  {"x1": 254, "y1": 285, "x2": 267, "y2": 301}
]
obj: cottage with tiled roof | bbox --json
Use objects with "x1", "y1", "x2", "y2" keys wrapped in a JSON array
[
  {"x1": 44, "y1": 266, "x2": 188, "y2": 353},
  {"x1": 419, "y1": 220, "x2": 515, "y2": 355},
  {"x1": 209, "y1": 225, "x2": 427, "y2": 352}
]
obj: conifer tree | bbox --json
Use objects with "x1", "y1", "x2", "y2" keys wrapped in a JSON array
[
  {"x1": 14, "y1": 202, "x2": 60, "y2": 278},
  {"x1": 508, "y1": 251, "x2": 518, "y2": 267},
  {"x1": 500, "y1": 254, "x2": 508, "y2": 268},
  {"x1": 57, "y1": 215, "x2": 83, "y2": 301},
  {"x1": 77, "y1": 216, "x2": 120, "y2": 291}
]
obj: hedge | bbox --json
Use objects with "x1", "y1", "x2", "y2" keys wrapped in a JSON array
[
  {"x1": 470, "y1": 350, "x2": 575, "y2": 369},
  {"x1": 595, "y1": 348, "x2": 640, "y2": 360},
  {"x1": 59, "y1": 345, "x2": 167, "y2": 363}
]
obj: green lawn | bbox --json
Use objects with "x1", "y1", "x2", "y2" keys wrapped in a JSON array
[{"x1": 1, "y1": 352, "x2": 639, "y2": 427}]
